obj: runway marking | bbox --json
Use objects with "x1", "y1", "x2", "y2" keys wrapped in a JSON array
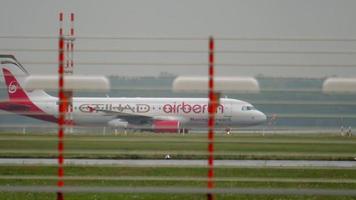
[
  {"x1": 0, "y1": 149, "x2": 355, "y2": 156},
  {"x1": 1, "y1": 175, "x2": 356, "y2": 183},
  {"x1": 1, "y1": 136, "x2": 356, "y2": 145},
  {"x1": 0, "y1": 159, "x2": 356, "y2": 168}
]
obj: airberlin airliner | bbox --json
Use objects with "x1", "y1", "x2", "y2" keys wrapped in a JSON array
[{"x1": 0, "y1": 55, "x2": 266, "y2": 133}]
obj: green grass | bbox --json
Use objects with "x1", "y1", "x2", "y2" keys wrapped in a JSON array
[
  {"x1": 2, "y1": 166, "x2": 356, "y2": 179},
  {"x1": 1, "y1": 132, "x2": 356, "y2": 199},
  {"x1": 3, "y1": 193, "x2": 356, "y2": 200},
  {"x1": 0, "y1": 166, "x2": 356, "y2": 199},
  {"x1": 0, "y1": 132, "x2": 355, "y2": 160}
]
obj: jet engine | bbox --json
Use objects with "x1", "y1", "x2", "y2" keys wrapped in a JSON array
[{"x1": 153, "y1": 120, "x2": 180, "y2": 133}]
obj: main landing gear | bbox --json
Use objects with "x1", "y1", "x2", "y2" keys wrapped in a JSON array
[
  {"x1": 225, "y1": 128, "x2": 231, "y2": 135},
  {"x1": 179, "y1": 128, "x2": 189, "y2": 134}
]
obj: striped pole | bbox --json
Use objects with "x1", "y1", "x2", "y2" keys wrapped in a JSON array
[
  {"x1": 65, "y1": 13, "x2": 74, "y2": 124},
  {"x1": 68, "y1": 13, "x2": 74, "y2": 127},
  {"x1": 207, "y1": 36, "x2": 218, "y2": 200},
  {"x1": 70, "y1": 13, "x2": 74, "y2": 76},
  {"x1": 57, "y1": 12, "x2": 65, "y2": 200}
]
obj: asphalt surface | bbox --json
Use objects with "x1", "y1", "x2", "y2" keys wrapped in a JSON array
[{"x1": 0, "y1": 158, "x2": 355, "y2": 168}]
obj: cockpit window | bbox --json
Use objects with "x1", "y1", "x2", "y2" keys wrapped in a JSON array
[{"x1": 242, "y1": 106, "x2": 256, "y2": 111}]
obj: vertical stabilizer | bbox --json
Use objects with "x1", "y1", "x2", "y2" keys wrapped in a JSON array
[
  {"x1": 2, "y1": 68, "x2": 30, "y2": 102},
  {"x1": 0, "y1": 55, "x2": 54, "y2": 101}
]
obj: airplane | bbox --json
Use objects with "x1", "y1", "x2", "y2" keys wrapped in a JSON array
[{"x1": 0, "y1": 55, "x2": 266, "y2": 133}]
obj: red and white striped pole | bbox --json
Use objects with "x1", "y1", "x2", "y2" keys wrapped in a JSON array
[
  {"x1": 65, "y1": 13, "x2": 74, "y2": 114},
  {"x1": 57, "y1": 12, "x2": 65, "y2": 200},
  {"x1": 65, "y1": 13, "x2": 74, "y2": 75},
  {"x1": 65, "y1": 39, "x2": 70, "y2": 74},
  {"x1": 207, "y1": 36, "x2": 218, "y2": 200},
  {"x1": 70, "y1": 13, "x2": 74, "y2": 72},
  {"x1": 67, "y1": 13, "x2": 74, "y2": 124}
]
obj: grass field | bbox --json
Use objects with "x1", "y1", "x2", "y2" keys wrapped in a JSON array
[
  {"x1": 0, "y1": 166, "x2": 356, "y2": 199},
  {"x1": 0, "y1": 132, "x2": 355, "y2": 160},
  {"x1": 0, "y1": 132, "x2": 356, "y2": 199}
]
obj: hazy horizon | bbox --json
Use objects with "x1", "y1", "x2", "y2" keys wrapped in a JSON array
[{"x1": 1, "y1": 0, "x2": 356, "y2": 78}]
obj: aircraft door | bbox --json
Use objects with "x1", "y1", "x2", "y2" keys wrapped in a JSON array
[{"x1": 219, "y1": 100, "x2": 232, "y2": 127}]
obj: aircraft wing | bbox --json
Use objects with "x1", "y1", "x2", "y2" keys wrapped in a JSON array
[
  {"x1": 95, "y1": 108, "x2": 182, "y2": 125},
  {"x1": 95, "y1": 109, "x2": 152, "y2": 125}
]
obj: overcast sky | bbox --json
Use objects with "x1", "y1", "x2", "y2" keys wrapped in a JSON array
[{"x1": 1, "y1": 0, "x2": 356, "y2": 78}]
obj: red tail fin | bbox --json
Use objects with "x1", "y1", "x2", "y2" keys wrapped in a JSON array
[
  {"x1": 1, "y1": 68, "x2": 57, "y2": 123},
  {"x1": 2, "y1": 68, "x2": 30, "y2": 103}
]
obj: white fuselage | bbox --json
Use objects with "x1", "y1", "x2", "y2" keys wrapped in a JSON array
[
  {"x1": 36, "y1": 96, "x2": 266, "y2": 129},
  {"x1": 0, "y1": 55, "x2": 266, "y2": 131}
]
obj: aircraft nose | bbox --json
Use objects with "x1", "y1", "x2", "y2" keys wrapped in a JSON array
[{"x1": 255, "y1": 111, "x2": 267, "y2": 124}]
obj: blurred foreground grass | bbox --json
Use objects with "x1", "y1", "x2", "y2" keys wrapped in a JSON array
[{"x1": 0, "y1": 132, "x2": 355, "y2": 160}]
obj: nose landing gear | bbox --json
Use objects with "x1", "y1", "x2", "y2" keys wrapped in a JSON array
[
  {"x1": 225, "y1": 128, "x2": 231, "y2": 135},
  {"x1": 179, "y1": 128, "x2": 189, "y2": 134}
]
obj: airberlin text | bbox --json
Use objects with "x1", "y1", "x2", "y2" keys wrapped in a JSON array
[{"x1": 162, "y1": 102, "x2": 224, "y2": 114}]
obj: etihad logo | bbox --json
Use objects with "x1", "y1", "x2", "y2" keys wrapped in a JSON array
[
  {"x1": 162, "y1": 102, "x2": 224, "y2": 114},
  {"x1": 79, "y1": 103, "x2": 150, "y2": 113},
  {"x1": 8, "y1": 81, "x2": 19, "y2": 94}
]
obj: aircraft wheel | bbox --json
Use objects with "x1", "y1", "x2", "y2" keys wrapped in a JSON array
[{"x1": 225, "y1": 128, "x2": 231, "y2": 135}]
